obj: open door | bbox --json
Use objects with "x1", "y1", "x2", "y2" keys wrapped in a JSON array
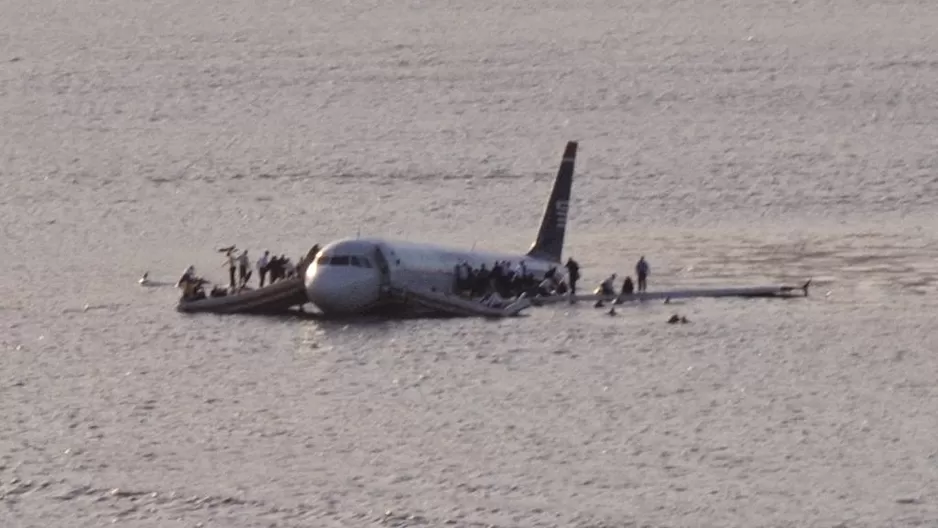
[{"x1": 372, "y1": 245, "x2": 393, "y2": 294}]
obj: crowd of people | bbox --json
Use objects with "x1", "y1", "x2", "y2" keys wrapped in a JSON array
[
  {"x1": 176, "y1": 245, "x2": 321, "y2": 301},
  {"x1": 453, "y1": 260, "x2": 570, "y2": 300},
  {"x1": 453, "y1": 255, "x2": 652, "y2": 305},
  {"x1": 218, "y1": 247, "x2": 304, "y2": 290}
]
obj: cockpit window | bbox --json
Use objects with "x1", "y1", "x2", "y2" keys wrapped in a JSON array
[{"x1": 316, "y1": 254, "x2": 373, "y2": 267}]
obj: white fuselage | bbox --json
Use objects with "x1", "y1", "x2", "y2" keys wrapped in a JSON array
[
  {"x1": 304, "y1": 237, "x2": 558, "y2": 315},
  {"x1": 305, "y1": 140, "x2": 579, "y2": 316}
]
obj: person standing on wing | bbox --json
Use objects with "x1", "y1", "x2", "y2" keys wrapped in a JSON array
[
  {"x1": 620, "y1": 275, "x2": 634, "y2": 295},
  {"x1": 565, "y1": 257, "x2": 580, "y2": 295},
  {"x1": 635, "y1": 256, "x2": 650, "y2": 292}
]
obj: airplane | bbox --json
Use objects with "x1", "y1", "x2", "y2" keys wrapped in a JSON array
[
  {"x1": 172, "y1": 139, "x2": 808, "y2": 317},
  {"x1": 303, "y1": 141, "x2": 580, "y2": 316}
]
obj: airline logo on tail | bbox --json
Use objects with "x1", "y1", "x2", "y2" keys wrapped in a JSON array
[{"x1": 554, "y1": 199, "x2": 569, "y2": 230}]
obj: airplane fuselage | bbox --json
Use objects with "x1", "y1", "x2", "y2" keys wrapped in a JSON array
[
  {"x1": 304, "y1": 237, "x2": 559, "y2": 315},
  {"x1": 304, "y1": 141, "x2": 579, "y2": 316}
]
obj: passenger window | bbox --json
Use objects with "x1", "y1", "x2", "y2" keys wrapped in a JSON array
[
  {"x1": 350, "y1": 257, "x2": 361, "y2": 267},
  {"x1": 332, "y1": 256, "x2": 350, "y2": 266}
]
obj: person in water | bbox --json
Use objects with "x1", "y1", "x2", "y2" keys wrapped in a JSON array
[{"x1": 635, "y1": 256, "x2": 650, "y2": 292}]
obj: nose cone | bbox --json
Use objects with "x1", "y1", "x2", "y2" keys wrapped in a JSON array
[{"x1": 305, "y1": 264, "x2": 381, "y2": 314}]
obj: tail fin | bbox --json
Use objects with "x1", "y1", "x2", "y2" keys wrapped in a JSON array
[{"x1": 526, "y1": 141, "x2": 577, "y2": 262}]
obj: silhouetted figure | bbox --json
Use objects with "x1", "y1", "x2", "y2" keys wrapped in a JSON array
[
  {"x1": 238, "y1": 250, "x2": 250, "y2": 287},
  {"x1": 635, "y1": 256, "x2": 649, "y2": 292},
  {"x1": 621, "y1": 276, "x2": 634, "y2": 295},
  {"x1": 598, "y1": 274, "x2": 617, "y2": 296},
  {"x1": 268, "y1": 256, "x2": 282, "y2": 283},
  {"x1": 223, "y1": 249, "x2": 237, "y2": 289},
  {"x1": 565, "y1": 258, "x2": 580, "y2": 295},
  {"x1": 257, "y1": 250, "x2": 270, "y2": 287}
]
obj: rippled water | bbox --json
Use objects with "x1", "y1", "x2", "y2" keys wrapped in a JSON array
[{"x1": 2, "y1": 0, "x2": 938, "y2": 526}]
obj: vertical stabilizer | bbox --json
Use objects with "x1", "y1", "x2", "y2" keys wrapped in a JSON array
[{"x1": 526, "y1": 141, "x2": 577, "y2": 262}]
